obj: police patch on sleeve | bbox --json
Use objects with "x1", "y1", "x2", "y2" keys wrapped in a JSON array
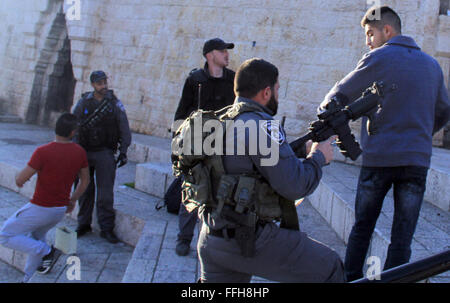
[
  {"x1": 261, "y1": 120, "x2": 285, "y2": 145},
  {"x1": 116, "y1": 100, "x2": 126, "y2": 112}
]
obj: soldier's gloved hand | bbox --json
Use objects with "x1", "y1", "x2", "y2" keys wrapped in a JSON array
[{"x1": 116, "y1": 153, "x2": 128, "y2": 168}]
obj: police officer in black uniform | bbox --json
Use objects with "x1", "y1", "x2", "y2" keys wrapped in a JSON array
[
  {"x1": 173, "y1": 38, "x2": 236, "y2": 256},
  {"x1": 72, "y1": 71, "x2": 131, "y2": 243}
]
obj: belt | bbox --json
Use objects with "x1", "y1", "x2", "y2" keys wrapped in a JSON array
[{"x1": 206, "y1": 222, "x2": 267, "y2": 239}]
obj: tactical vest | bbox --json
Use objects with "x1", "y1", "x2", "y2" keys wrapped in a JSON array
[
  {"x1": 172, "y1": 102, "x2": 299, "y2": 232},
  {"x1": 78, "y1": 91, "x2": 120, "y2": 152}
]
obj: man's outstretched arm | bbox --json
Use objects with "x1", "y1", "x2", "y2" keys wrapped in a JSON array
[{"x1": 15, "y1": 165, "x2": 37, "y2": 188}]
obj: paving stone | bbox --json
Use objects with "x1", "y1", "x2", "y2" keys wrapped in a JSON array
[
  {"x1": 152, "y1": 270, "x2": 197, "y2": 283},
  {"x1": 156, "y1": 248, "x2": 198, "y2": 272},
  {"x1": 122, "y1": 258, "x2": 156, "y2": 283},
  {"x1": 0, "y1": 260, "x2": 23, "y2": 283},
  {"x1": 97, "y1": 267, "x2": 128, "y2": 283},
  {"x1": 56, "y1": 270, "x2": 100, "y2": 283}
]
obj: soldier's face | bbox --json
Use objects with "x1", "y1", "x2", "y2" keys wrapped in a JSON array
[
  {"x1": 92, "y1": 79, "x2": 108, "y2": 95},
  {"x1": 210, "y1": 49, "x2": 229, "y2": 67},
  {"x1": 364, "y1": 24, "x2": 389, "y2": 50}
]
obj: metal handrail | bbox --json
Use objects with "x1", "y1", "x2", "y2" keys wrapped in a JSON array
[{"x1": 351, "y1": 249, "x2": 450, "y2": 283}]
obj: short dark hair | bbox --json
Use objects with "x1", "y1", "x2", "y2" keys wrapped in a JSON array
[
  {"x1": 361, "y1": 5, "x2": 402, "y2": 34},
  {"x1": 55, "y1": 113, "x2": 78, "y2": 137},
  {"x1": 234, "y1": 58, "x2": 279, "y2": 99}
]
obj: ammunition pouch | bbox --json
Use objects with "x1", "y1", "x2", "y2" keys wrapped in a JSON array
[{"x1": 181, "y1": 162, "x2": 212, "y2": 213}]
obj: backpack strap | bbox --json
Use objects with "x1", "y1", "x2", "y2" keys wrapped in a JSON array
[{"x1": 221, "y1": 101, "x2": 264, "y2": 120}]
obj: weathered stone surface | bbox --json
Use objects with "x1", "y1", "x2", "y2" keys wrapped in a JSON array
[
  {"x1": 135, "y1": 162, "x2": 173, "y2": 198},
  {"x1": 0, "y1": 0, "x2": 448, "y2": 144}
]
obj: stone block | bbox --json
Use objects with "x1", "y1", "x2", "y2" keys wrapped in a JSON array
[
  {"x1": 113, "y1": 208, "x2": 146, "y2": 247},
  {"x1": 127, "y1": 142, "x2": 172, "y2": 164},
  {"x1": 120, "y1": 220, "x2": 168, "y2": 282},
  {"x1": 316, "y1": 183, "x2": 334, "y2": 224},
  {"x1": 12, "y1": 250, "x2": 27, "y2": 271},
  {"x1": 425, "y1": 167, "x2": 450, "y2": 212},
  {"x1": 135, "y1": 162, "x2": 172, "y2": 198},
  {"x1": 343, "y1": 204, "x2": 355, "y2": 244},
  {"x1": 122, "y1": 258, "x2": 156, "y2": 283},
  {"x1": 436, "y1": 15, "x2": 450, "y2": 57},
  {"x1": 67, "y1": 26, "x2": 95, "y2": 41},
  {"x1": 0, "y1": 246, "x2": 14, "y2": 266},
  {"x1": 330, "y1": 194, "x2": 346, "y2": 240},
  {"x1": 129, "y1": 231, "x2": 163, "y2": 261},
  {"x1": 0, "y1": 162, "x2": 19, "y2": 192},
  {"x1": 155, "y1": 247, "x2": 197, "y2": 272},
  {"x1": 71, "y1": 51, "x2": 91, "y2": 67}
]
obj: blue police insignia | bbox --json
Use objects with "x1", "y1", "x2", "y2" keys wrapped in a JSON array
[
  {"x1": 117, "y1": 100, "x2": 126, "y2": 112},
  {"x1": 261, "y1": 120, "x2": 285, "y2": 145}
]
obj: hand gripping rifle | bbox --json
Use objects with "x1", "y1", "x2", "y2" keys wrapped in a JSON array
[{"x1": 289, "y1": 81, "x2": 387, "y2": 161}]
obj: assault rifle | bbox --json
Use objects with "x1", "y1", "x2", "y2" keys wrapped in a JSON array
[
  {"x1": 79, "y1": 91, "x2": 114, "y2": 131},
  {"x1": 290, "y1": 81, "x2": 388, "y2": 161}
]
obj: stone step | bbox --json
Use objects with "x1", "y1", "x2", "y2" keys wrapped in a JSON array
[
  {"x1": 134, "y1": 162, "x2": 175, "y2": 198},
  {"x1": 0, "y1": 115, "x2": 23, "y2": 123},
  {"x1": 127, "y1": 132, "x2": 172, "y2": 164},
  {"x1": 132, "y1": 158, "x2": 449, "y2": 282},
  {"x1": 425, "y1": 147, "x2": 450, "y2": 212},
  {"x1": 308, "y1": 161, "x2": 450, "y2": 282},
  {"x1": 0, "y1": 259, "x2": 23, "y2": 282}
]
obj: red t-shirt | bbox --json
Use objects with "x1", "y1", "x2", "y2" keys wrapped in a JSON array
[{"x1": 28, "y1": 142, "x2": 88, "y2": 207}]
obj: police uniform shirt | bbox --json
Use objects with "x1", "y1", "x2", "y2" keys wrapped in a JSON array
[
  {"x1": 72, "y1": 90, "x2": 132, "y2": 155},
  {"x1": 200, "y1": 96, "x2": 327, "y2": 230}
]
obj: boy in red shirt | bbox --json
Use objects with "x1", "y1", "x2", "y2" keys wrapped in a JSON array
[{"x1": 0, "y1": 113, "x2": 90, "y2": 282}]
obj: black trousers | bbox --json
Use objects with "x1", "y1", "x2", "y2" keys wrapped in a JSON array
[{"x1": 77, "y1": 149, "x2": 116, "y2": 232}]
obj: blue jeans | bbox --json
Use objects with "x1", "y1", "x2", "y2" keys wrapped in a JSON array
[{"x1": 344, "y1": 166, "x2": 428, "y2": 281}]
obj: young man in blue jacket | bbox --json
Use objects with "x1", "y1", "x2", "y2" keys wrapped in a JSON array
[{"x1": 319, "y1": 6, "x2": 450, "y2": 281}]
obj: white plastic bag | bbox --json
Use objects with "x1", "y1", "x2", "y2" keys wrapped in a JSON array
[{"x1": 54, "y1": 226, "x2": 77, "y2": 254}]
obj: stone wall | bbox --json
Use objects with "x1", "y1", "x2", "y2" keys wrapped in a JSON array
[{"x1": 0, "y1": 0, "x2": 449, "y2": 142}]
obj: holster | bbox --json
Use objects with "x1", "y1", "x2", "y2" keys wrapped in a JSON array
[
  {"x1": 221, "y1": 208, "x2": 257, "y2": 257},
  {"x1": 235, "y1": 225, "x2": 256, "y2": 258},
  {"x1": 279, "y1": 197, "x2": 300, "y2": 231}
]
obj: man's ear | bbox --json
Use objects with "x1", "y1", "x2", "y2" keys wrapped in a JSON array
[
  {"x1": 263, "y1": 86, "x2": 272, "y2": 101},
  {"x1": 383, "y1": 24, "x2": 395, "y2": 38},
  {"x1": 205, "y1": 52, "x2": 213, "y2": 62}
]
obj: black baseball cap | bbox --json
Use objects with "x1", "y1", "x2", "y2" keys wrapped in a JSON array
[
  {"x1": 90, "y1": 70, "x2": 107, "y2": 83},
  {"x1": 202, "y1": 38, "x2": 234, "y2": 56}
]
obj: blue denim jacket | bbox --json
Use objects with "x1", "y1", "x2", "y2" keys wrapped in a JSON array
[{"x1": 322, "y1": 35, "x2": 450, "y2": 168}]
